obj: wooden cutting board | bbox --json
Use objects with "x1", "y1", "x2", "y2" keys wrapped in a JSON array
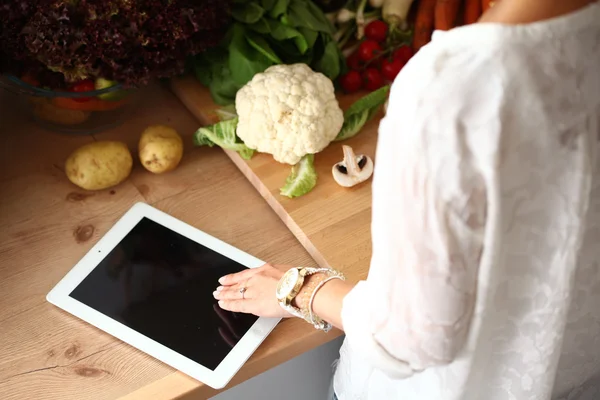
[{"x1": 171, "y1": 76, "x2": 383, "y2": 282}]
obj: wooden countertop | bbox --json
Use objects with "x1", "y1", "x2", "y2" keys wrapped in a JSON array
[{"x1": 0, "y1": 84, "x2": 341, "y2": 400}]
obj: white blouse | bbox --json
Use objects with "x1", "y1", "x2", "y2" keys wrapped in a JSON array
[{"x1": 333, "y1": 3, "x2": 600, "y2": 399}]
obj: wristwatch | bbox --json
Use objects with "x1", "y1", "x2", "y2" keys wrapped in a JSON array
[
  {"x1": 276, "y1": 267, "x2": 340, "y2": 331},
  {"x1": 276, "y1": 267, "x2": 327, "y2": 305}
]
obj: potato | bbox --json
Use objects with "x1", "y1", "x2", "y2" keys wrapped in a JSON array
[
  {"x1": 65, "y1": 141, "x2": 133, "y2": 191},
  {"x1": 33, "y1": 99, "x2": 91, "y2": 126},
  {"x1": 138, "y1": 125, "x2": 184, "y2": 174}
]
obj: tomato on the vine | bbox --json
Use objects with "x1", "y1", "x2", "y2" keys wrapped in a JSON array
[
  {"x1": 69, "y1": 79, "x2": 96, "y2": 102},
  {"x1": 393, "y1": 46, "x2": 414, "y2": 64},
  {"x1": 346, "y1": 52, "x2": 362, "y2": 70},
  {"x1": 358, "y1": 40, "x2": 382, "y2": 62},
  {"x1": 362, "y1": 68, "x2": 384, "y2": 91},
  {"x1": 365, "y1": 20, "x2": 388, "y2": 43},
  {"x1": 381, "y1": 58, "x2": 405, "y2": 82},
  {"x1": 339, "y1": 70, "x2": 362, "y2": 93}
]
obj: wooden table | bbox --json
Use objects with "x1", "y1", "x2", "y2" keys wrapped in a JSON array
[{"x1": 0, "y1": 84, "x2": 341, "y2": 400}]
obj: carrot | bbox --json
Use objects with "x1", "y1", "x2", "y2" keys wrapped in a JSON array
[
  {"x1": 434, "y1": 0, "x2": 461, "y2": 31},
  {"x1": 464, "y1": 0, "x2": 482, "y2": 24},
  {"x1": 412, "y1": 0, "x2": 437, "y2": 52}
]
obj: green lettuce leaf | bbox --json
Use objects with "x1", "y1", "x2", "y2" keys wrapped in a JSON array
[
  {"x1": 335, "y1": 85, "x2": 390, "y2": 141},
  {"x1": 193, "y1": 117, "x2": 255, "y2": 160},
  {"x1": 280, "y1": 154, "x2": 317, "y2": 198}
]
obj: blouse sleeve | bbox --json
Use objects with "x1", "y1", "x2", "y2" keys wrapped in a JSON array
[{"x1": 340, "y1": 51, "x2": 489, "y2": 378}]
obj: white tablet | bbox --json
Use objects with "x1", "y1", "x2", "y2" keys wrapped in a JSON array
[{"x1": 47, "y1": 202, "x2": 280, "y2": 389}]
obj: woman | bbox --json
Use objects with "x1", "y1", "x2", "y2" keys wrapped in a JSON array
[{"x1": 214, "y1": 0, "x2": 600, "y2": 398}]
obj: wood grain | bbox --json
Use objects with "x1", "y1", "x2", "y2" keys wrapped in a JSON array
[
  {"x1": 171, "y1": 76, "x2": 381, "y2": 283},
  {"x1": 0, "y1": 84, "x2": 341, "y2": 400}
]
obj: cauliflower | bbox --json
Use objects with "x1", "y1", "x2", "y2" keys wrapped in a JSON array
[{"x1": 235, "y1": 63, "x2": 344, "y2": 165}]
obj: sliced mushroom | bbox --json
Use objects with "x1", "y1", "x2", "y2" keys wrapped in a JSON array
[{"x1": 332, "y1": 145, "x2": 374, "y2": 188}]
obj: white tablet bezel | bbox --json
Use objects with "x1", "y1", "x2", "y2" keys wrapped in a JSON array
[{"x1": 47, "y1": 202, "x2": 280, "y2": 390}]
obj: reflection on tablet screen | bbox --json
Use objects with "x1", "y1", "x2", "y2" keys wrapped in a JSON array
[{"x1": 69, "y1": 217, "x2": 259, "y2": 371}]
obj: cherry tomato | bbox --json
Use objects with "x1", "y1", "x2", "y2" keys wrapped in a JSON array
[
  {"x1": 393, "y1": 46, "x2": 414, "y2": 64},
  {"x1": 381, "y1": 58, "x2": 405, "y2": 82},
  {"x1": 339, "y1": 70, "x2": 362, "y2": 93},
  {"x1": 362, "y1": 68, "x2": 384, "y2": 91},
  {"x1": 365, "y1": 20, "x2": 388, "y2": 43},
  {"x1": 358, "y1": 40, "x2": 382, "y2": 62},
  {"x1": 346, "y1": 52, "x2": 362, "y2": 70},
  {"x1": 69, "y1": 79, "x2": 96, "y2": 102}
]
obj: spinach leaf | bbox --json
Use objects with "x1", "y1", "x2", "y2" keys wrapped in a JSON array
[
  {"x1": 195, "y1": 49, "x2": 239, "y2": 105},
  {"x1": 261, "y1": 0, "x2": 277, "y2": 9},
  {"x1": 193, "y1": 118, "x2": 255, "y2": 160},
  {"x1": 299, "y1": 27, "x2": 318, "y2": 49},
  {"x1": 269, "y1": 0, "x2": 290, "y2": 18},
  {"x1": 228, "y1": 23, "x2": 273, "y2": 87},
  {"x1": 232, "y1": 2, "x2": 265, "y2": 24},
  {"x1": 247, "y1": 32, "x2": 283, "y2": 64},
  {"x1": 248, "y1": 18, "x2": 271, "y2": 34},
  {"x1": 287, "y1": 0, "x2": 333, "y2": 34},
  {"x1": 209, "y1": 75, "x2": 239, "y2": 106},
  {"x1": 268, "y1": 19, "x2": 308, "y2": 54},
  {"x1": 313, "y1": 39, "x2": 340, "y2": 80},
  {"x1": 306, "y1": 0, "x2": 336, "y2": 33},
  {"x1": 269, "y1": 39, "x2": 313, "y2": 64},
  {"x1": 335, "y1": 85, "x2": 390, "y2": 141}
]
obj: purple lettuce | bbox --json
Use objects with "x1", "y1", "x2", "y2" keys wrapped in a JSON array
[{"x1": 0, "y1": 0, "x2": 231, "y2": 88}]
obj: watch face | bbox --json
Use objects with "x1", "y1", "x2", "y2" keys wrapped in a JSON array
[{"x1": 276, "y1": 268, "x2": 299, "y2": 299}]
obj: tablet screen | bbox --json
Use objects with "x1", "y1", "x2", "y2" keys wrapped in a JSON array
[{"x1": 69, "y1": 217, "x2": 259, "y2": 371}]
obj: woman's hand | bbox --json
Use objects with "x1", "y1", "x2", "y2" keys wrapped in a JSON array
[{"x1": 214, "y1": 263, "x2": 293, "y2": 319}]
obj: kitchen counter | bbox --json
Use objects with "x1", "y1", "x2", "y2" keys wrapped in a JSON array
[{"x1": 0, "y1": 84, "x2": 342, "y2": 400}]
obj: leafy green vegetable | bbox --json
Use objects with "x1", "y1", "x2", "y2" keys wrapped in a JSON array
[
  {"x1": 299, "y1": 27, "x2": 319, "y2": 49},
  {"x1": 287, "y1": 0, "x2": 333, "y2": 34},
  {"x1": 228, "y1": 23, "x2": 274, "y2": 87},
  {"x1": 268, "y1": 20, "x2": 309, "y2": 54},
  {"x1": 261, "y1": 0, "x2": 278, "y2": 9},
  {"x1": 232, "y1": 3, "x2": 265, "y2": 24},
  {"x1": 269, "y1": 0, "x2": 290, "y2": 18},
  {"x1": 314, "y1": 39, "x2": 341, "y2": 81},
  {"x1": 335, "y1": 85, "x2": 390, "y2": 141},
  {"x1": 194, "y1": 0, "x2": 346, "y2": 105},
  {"x1": 247, "y1": 33, "x2": 283, "y2": 64},
  {"x1": 280, "y1": 154, "x2": 318, "y2": 198},
  {"x1": 248, "y1": 18, "x2": 271, "y2": 34},
  {"x1": 194, "y1": 48, "x2": 239, "y2": 105},
  {"x1": 193, "y1": 118, "x2": 255, "y2": 160}
]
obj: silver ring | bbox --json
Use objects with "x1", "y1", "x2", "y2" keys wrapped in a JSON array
[{"x1": 239, "y1": 287, "x2": 247, "y2": 299}]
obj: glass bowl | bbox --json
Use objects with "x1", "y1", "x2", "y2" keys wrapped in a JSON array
[{"x1": 0, "y1": 74, "x2": 138, "y2": 135}]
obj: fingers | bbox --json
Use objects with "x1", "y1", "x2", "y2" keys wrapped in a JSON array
[
  {"x1": 218, "y1": 300, "x2": 249, "y2": 313},
  {"x1": 219, "y1": 264, "x2": 266, "y2": 285},
  {"x1": 213, "y1": 284, "x2": 251, "y2": 301}
]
